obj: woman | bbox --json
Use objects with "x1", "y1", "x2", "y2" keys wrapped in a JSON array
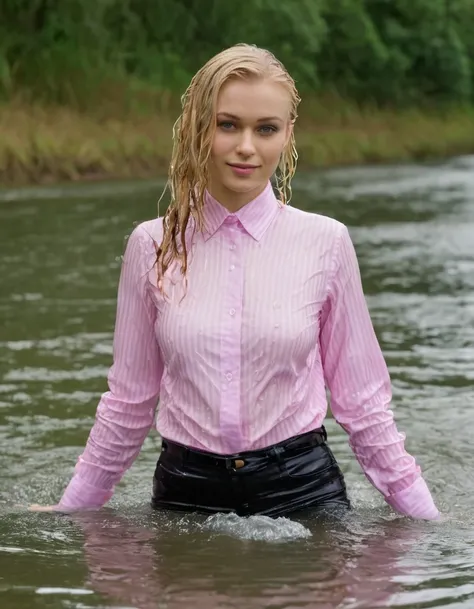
[{"x1": 31, "y1": 44, "x2": 439, "y2": 519}]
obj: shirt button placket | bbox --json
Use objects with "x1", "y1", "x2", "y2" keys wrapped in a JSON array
[{"x1": 220, "y1": 217, "x2": 243, "y2": 452}]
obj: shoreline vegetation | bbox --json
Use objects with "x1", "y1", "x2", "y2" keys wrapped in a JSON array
[
  {"x1": 2, "y1": 95, "x2": 474, "y2": 187},
  {"x1": 2, "y1": 1, "x2": 474, "y2": 187}
]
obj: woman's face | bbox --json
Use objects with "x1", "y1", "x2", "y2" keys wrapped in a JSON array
[{"x1": 209, "y1": 77, "x2": 292, "y2": 210}]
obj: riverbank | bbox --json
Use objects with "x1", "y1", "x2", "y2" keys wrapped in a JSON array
[{"x1": 2, "y1": 96, "x2": 474, "y2": 187}]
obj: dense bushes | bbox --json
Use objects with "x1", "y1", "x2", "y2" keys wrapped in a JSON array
[{"x1": 0, "y1": 0, "x2": 473, "y2": 108}]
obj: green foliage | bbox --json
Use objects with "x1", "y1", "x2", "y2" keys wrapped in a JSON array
[
  {"x1": 317, "y1": 0, "x2": 390, "y2": 102},
  {"x1": 366, "y1": 0, "x2": 471, "y2": 103},
  {"x1": 0, "y1": 0, "x2": 473, "y2": 108}
]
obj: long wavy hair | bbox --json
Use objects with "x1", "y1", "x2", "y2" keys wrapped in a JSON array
[{"x1": 156, "y1": 43, "x2": 300, "y2": 291}]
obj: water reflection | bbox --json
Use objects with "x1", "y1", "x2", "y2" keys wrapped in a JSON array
[{"x1": 74, "y1": 511, "x2": 426, "y2": 609}]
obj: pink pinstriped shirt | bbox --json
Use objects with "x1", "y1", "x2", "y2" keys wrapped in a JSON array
[{"x1": 59, "y1": 182, "x2": 439, "y2": 519}]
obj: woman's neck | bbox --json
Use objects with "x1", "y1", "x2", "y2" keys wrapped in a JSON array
[{"x1": 207, "y1": 182, "x2": 268, "y2": 213}]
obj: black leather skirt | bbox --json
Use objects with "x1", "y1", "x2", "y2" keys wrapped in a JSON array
[{"x1": 152, "y1": 428, "x2": 350, "y2": 518}]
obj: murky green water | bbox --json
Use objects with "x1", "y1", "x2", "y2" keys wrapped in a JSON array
[{"x1": 1, "y1": 158, "x2": 474, "y2": 608}]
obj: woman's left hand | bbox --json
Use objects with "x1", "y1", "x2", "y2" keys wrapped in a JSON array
[{"x1": 28, "y1": 504, "x2": 58, "y2": 512}]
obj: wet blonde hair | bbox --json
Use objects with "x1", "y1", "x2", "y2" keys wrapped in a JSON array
[{"x1": 156, "y1": 43, "x2": 300, "y2": 290}]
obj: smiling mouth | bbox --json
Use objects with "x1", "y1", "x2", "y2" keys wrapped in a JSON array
[{"x1": 227, "y1": 163, "x2": 260, "y2": 169}]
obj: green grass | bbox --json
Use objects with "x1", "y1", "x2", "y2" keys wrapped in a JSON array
[
  {"x1": 1, "y1": 93, "x2": 474, "y2": 186},
  {"x1": 296, "y1": 95, "x2": 474, "y2": 167}
]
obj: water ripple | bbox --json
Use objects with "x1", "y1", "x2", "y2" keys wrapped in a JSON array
[{"x1": 0, "y1": 161, "x2": 473, "y2": 608}]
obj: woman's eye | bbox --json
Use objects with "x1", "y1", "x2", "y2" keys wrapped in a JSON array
[
  {"x1": 218, "y1": 122, "x2": 235, "y2": 130},
  {"x1": 258, "y1": 125, "x2": 278, "y2": 135}
]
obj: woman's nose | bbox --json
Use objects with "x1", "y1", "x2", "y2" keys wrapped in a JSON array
[{"x1": 236, "y1": 129, "x2": 256, "y2": 157}]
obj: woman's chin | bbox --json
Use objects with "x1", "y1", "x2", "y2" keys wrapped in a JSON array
[{"x1": 223, "y1": 176, "x2": 267, "y2": 195}]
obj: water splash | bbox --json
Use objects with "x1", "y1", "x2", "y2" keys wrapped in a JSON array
[{"x1": 202, "y1": 513, "x2": 312, "y2": 542}]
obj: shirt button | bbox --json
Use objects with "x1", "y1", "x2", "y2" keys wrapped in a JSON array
[
  {"x1": 229, "y1": 308, "x2": 236, "y2": 316},
  {"x1": 229, "y1": 264, "x2": 235, "y2": 271},
  {"x1": 226, "y1": 373, "x2": 233, "y2": 381},
  {"x1": 230, "y1": 244, "x2": 236, "y2": 251}
]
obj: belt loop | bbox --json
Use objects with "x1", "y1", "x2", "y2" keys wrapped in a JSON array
[
  {"x1": 271, "y1": 446, "x2": 285, "y2": 464},
  {"x1": 182, "y1": 446, "x2": 190, "y2": 467},
  {"x1": 321, "y1": 426, "x2": 327, "y2": 442}
]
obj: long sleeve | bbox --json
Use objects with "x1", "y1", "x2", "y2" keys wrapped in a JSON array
[
  {"x1": 58, "y1": 225, "x2": 164, "y2": 510},
  {"x1": 319, "y1": 224, "x2": 439, "y2": 520}
]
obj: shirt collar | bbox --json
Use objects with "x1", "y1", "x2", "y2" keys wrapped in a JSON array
[{"x1": 202, "y1": 181, "x2": 281, "y2": 242}]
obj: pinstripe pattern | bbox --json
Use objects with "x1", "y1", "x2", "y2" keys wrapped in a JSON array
[{"x1": 58, "y1": 181, "x2": 439, "y2": 519}]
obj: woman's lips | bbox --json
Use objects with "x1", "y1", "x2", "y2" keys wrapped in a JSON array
[{"x1": 227, "y1": 163, "x2": 259, "y2": 176}]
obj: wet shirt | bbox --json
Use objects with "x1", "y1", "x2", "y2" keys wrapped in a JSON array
[{"x1": 58, "y1": 182, "x2": 439, "y2": 519}]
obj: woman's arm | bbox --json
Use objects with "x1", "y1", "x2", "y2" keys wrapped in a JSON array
[
  {"x1": 56, "y1": 223, "x2": 164, "y2": 510},
  {"x1": 319, "y1": 224, "x2": 439, "y2": 520}
]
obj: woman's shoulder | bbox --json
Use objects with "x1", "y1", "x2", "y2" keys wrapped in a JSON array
[
  {"x1": 282, "y1": 204, "x2": 346, "y2": 238},
  {"x1": 129, "y1": 217, "x2": 165, "y2": 251},
  {"x1": 123, "y1": 218, "x2": 164, "y2": 288}
]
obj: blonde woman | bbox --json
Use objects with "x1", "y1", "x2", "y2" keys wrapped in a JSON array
[{"x1": 31, "y1": 44, "x2": 439, "y2": 519}]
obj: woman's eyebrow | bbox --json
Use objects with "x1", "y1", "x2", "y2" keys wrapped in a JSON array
[{"x1": 217, "y1": 112, "x2": 283, "y2": 123}]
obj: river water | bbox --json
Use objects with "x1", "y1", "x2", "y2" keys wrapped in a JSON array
[{"x1": 1, "y1": 157, "x2": 474, "y2": 608}]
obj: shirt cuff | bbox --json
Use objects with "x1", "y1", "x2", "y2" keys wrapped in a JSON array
[
  {"x1": 385, "y1": 475, "x2": 440, "y2": 520},
  {"x1": 57, "y1": 474, "x2": 114, "y2": 511}
]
